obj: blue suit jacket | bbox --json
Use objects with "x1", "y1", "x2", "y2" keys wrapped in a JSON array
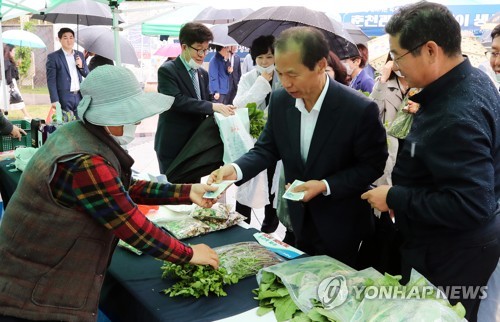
[
  {"x1": 235, "y1": 78, "x2": 388, "y2": 264},
  {"x1": 46, "y1": 49, "x2": 89, "y2": 103},
  {"x1": 208, "y1": 52, "x2": 230, "y2": 95}
]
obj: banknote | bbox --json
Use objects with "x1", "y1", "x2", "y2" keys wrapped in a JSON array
[
  {"x1": 203, "y1": 180, "x2": 236, "y2": 199},
  {"x1": 283, "y1": 180, "x2": 305, "y2": 201}
]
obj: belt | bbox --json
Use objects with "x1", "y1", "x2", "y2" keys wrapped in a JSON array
[{"x1": 69, "y1": 90, "x2": 80, "y2": 94}]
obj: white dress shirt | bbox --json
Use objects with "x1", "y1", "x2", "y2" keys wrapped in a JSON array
[
  {"x1": 63, "y1": 49, "x2": 80, "y2": 92},
  {"x1": 234, "y1": 74, "x2": 332, "y2": 195}
]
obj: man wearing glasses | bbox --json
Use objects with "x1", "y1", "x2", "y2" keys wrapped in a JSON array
[
  {"x1": 155, "y1": 22, "x2": 235, "y2": 176},
  {"x1": 362, "y1": 3, "x2": 500, "y2": 321}
]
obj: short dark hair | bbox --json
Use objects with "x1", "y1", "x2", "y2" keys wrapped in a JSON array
[
  {"x1": 275, "y1": 27, "x2": 329, "y2": 71},
  {"x1": 491, "y1": 24, "x2": 500, "y2": 41},
  {"x1": 250, "y1": 35, "x2": 275, "y2": 63},
  {"x1": 58, "y1": 27, "x2": 74, "y2": 39},
  {"x1": 327, "y1": 51, "x2": 349, "y2": 85},
  {"x1": 179, "y1": 22, "x2": 213, "y2": 46},
  {"x1": 356, "y1": 44, "x2": 369, "y2": 68},
  {"x1": 385, "y1": 1, "x2": 461, "y2": 57}
]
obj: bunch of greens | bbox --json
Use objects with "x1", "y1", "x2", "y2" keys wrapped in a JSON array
[
  {"x1": 216, "y1": 242, "x2": 283, "y2": 279},
  {"x1": 161, "y1": 262, "x2": 239, "y2": 298},
  {"x1": 254, "y1": 271, "x2": 333, "y2": 322},
  {"x1": 246, "y1": 102, "x2": 266, "y2": 139}
]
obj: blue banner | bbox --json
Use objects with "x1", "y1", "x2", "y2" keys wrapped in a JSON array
[{"x1": 341, "y1": 5, "x2": 500, "y2": 37}]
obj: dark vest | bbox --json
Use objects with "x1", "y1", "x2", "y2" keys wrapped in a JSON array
[{"x1": 0, "y1": 121, "x2": 132, "y2": 321}]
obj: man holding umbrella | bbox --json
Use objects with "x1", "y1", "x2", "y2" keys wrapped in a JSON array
[
  {"x1": 154, "y1": 22, "x2": 235, "y2": 177},
  {"x1": 46, "y1": 28, "x2": 89, "y2": 120},
  {"x1": 210, "y1": 27, "x2": 387, "y2": 267}
]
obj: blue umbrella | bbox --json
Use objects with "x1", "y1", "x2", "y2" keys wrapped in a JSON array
[{"x1": 2, "y1": 30, "x2": 46, "y2": 48}]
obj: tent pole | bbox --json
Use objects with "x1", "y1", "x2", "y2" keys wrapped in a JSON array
[
  {"x1": 0, "y1": 18, "x2": 9, "y2": 116},
  {"x1": 110, "y1": 1, "x2": 121, "y2": 66}
]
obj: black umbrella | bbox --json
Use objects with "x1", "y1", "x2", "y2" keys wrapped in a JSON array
[
  {"x1": 32, "y1": 0, "x2": 124, "y2": 25},
  {"x1": 165, "y1": 117, "x2": 223, "y2": 184},
  {"x1": 228, "y1": 6, "x2": 359, "y2": 60}
]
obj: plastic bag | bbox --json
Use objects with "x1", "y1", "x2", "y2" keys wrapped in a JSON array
[
  {"x1": 387, "y1": 108, "x2": 413, "y2": 139},
  {"x1": 202, "y1": 211, "x2": 247, "y2": 233},
  {"x1": 214, "y1": 241, "x2": 284, "y2": 279},
  {"x1": 214, "y1": 108, "x2": 254, "y2": 164},
  {"x1": 191, "y1": 203, "x2": 230, "y2": 221},
  {"x1": 161, "y1": 216, "x2": 210, "y2": 239},
  {"x1": 256, "y1": 255, "x2": 382, "y2": 321},
  {"x1": 14, "y1": 147, "x2": 38, "y2": 171}
]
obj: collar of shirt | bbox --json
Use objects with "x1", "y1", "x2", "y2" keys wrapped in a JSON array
[
  {"x1": 63, "y1": 48, "x2": 74, "y2": 57},
  {"x1": 179, "y1": 53, "x2": 191, "y2": 72},
  {"x1": 295, "y1": 73, "x2": 329, "y2": 114},
  {"x1": 295, "y1": 74, "x2": 329, "y2": 162}
]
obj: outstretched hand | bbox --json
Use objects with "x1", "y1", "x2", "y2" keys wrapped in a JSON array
[
  {"x1": 190, "y1": 184, "x2": 219, "y2": 208},
  {"x1": 190, "y1": 244, "x2": 219, "y2": 269},
  {"x1": 207, "y1": 165, "x2": 237, "y2": 184}
]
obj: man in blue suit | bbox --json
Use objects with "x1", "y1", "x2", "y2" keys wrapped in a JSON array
[
  {"x1": 210, "y1": 27, "x2": 388, "y2": 267},
  {"x1": 46, "y1": 28, "x2": 89, "y2": 119}
]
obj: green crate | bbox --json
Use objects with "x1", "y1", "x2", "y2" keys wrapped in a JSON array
[{"x1": 0, "y1": 120, "x2": 31, "y2": 152}]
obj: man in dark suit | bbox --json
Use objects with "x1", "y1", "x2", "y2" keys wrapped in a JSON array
[
  {"x1": 226, "y1": 46, "x2": 241, "y2": 104},
  {"x1": 154, "y1": 23, "x2": 235, "y2": 176},
  {"x1": 362, "y1": 3, "x2": 500, "y2": 321},
  {"x1": 210, "y1": 27, "x2": 387, "y2": 267},
  {"x1": 46, "y1": 28, "x2": 89, "y2": 119}
]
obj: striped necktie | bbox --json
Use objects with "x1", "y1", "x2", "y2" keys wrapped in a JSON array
[{"x1": 189, "y1": 69, "x2": 201, "y2": 100}]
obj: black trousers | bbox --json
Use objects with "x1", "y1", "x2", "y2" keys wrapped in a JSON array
[{"x1": 401, "y1": 235, "x2": 500, "y2": 322}]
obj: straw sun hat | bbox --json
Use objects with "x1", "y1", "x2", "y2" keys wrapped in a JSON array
[{"x1": 77, "y1": 65, "x2": 174, "y2": 126}]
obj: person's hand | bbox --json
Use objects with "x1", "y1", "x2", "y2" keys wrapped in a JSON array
[
  {"x1": 380, "y1": 61, "x2": 394, "y2": 83},
  {"x1": 288, "y1": 180, "x2": 327, "y2": 202},
  {"x1": 51, "y1": 102, "x2": 57, "y2": 110},
  {"x1": 227, "y1": 66, "x2": 233, "y2": 74},
  {"x1": 75, "y1": 55, "x2": 83, "y2": 69},
  {"x1": 207, "y1": 165, "x2": 237, "y2": 184},
  {"x1": 360, "y1": 185, "x2": 391, "y2": 212},
  {"x1": 212, "y1": 103, "x2": 235, "y2": 117},
  {"x1": 214, "y1": 93, "x2": 220, "y2": 100},
  {"x1": 261, "y1": 70, "x2": 273, "y2": 82},
  {"x1": 190, "y1": 244, "x2": 219, "y2": 269},
  {"x1": 406, "y1": 100, "x2": 420, "y2": 114},
  {"x1": 10, "y1": 125, "x2": 26, "y2": 140},
  {"x1": 190, "y1": 183, "x2": 219, "y2": 208}
]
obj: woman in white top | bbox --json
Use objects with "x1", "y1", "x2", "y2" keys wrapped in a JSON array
[
  {"x1": 233, "y1": 35, "x2": 281, "y2": 112},
  {"x1": 232, "y1": 35, "x2": 283, "y2": 235}
]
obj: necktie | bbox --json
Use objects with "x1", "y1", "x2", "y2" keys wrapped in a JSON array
[{"x1": 189, "y1": 69, "x2": 201, "y2": 100}]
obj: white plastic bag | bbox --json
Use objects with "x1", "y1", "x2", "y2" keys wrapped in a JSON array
[
  {"x1": 14, "y1": 147, "x2": 38, "y2": 171},
  {"x1": 214, "y1": 108, "x2": 254, "y2": 164},
  {"x1": 215, "y1": 109, "x2": 269, "y2": 209}
]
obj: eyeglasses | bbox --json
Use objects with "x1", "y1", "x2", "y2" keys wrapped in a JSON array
[
  {"x1": 187, "y1": 45, "x2": 209, "y2": 56},
  {"x1": 390, "y1": 41, "x2": 427, "y2": 67},
  {"x1": 486, "y1": 50, "x2": 500, "y2": 60}
]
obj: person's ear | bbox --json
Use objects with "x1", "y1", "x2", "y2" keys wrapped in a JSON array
[{"x1": 317, "y1": 57, "x2": 327, "y2": 73}]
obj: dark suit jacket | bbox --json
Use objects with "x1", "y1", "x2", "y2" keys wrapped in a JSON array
[
  {"x1": 236, "y1": 79, "x2": 388, "y2": 264},
  {"x1": 154, "y1": 57, "x2": 213, "y2": 173},
  {"x1": 229, "y1": 54, "x2": 241, "y2": 94},
  {"x1": 46, "y1": 49, "x2": 89, "y2": 103}
]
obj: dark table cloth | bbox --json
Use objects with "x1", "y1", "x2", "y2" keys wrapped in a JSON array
[{"x1": 100, "y1": 226, "x2": 262, "y2": 322}]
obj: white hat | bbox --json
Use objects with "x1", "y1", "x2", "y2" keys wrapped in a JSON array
[{"x1": 77, "y1": 65, "x2": 174, "y2": 126}]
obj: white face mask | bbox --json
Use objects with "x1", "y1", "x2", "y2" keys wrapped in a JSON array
[
  {"x1": 342, "y1": 62, "x2": 353, "y2": 76},
  {"x1": 495, "y1": 73, "x2": 500, "y2": 83},
  {"x1": 108, "y1": 124, "x2": 137, "y2": 146},
  {"x1": 394, "y1": 70, "x2": 404, "y2": 78},
  {"x1": 256, "y1": 64, "x2": 275, "y2": 74},
  {"x1": 184, "y1": 51, "x2": 202, "y2": 70}
]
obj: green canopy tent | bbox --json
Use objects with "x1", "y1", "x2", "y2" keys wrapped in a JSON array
[{"x1": 141, "y1": 5, "x2": 206, "y2": 37}]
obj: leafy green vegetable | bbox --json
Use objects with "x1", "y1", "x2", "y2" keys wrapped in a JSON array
[
  {"x1": 246, "y1": 102, "x2": 266, "y2": 138},
  {"x1": 160, "y1": 262, "x2": 239, "y2": 298}
]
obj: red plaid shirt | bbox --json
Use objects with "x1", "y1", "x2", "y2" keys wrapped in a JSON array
[{"x1": 49, "y1": 154, "x2": 193, "y2": 263}]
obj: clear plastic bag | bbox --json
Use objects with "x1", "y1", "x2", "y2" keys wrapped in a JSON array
[
  {"x1": 387, "y1": 108, "x2": 413, "y2": 139},
  {"x1": 215, "y1": 242, "x2": 284, "y2": 279},
  {"x1": 191, "y1": 204, "x2": 231, "y2": 221},
  {"x1": 161, "y1": 216, "x2": 210, "y2": 239}
]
